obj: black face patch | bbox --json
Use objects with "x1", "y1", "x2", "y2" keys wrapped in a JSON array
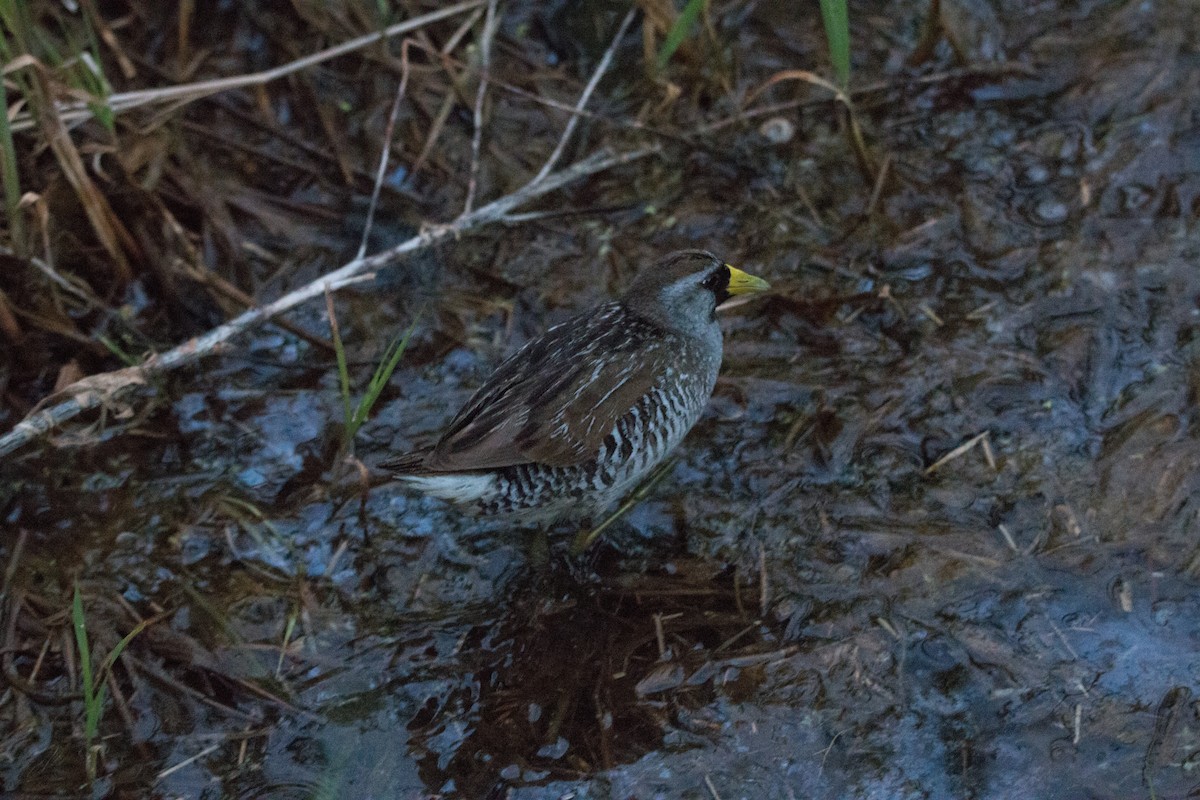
[{"x1": 702, "y1": 264, "x2": 732, "y2": 306}]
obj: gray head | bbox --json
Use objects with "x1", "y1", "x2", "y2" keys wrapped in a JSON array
[{"x1": 621, "y1": 250, "x2": 770, "y2": 337}]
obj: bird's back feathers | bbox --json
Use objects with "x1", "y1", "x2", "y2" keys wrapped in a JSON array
[{"x1": 392, "y1": 302, "x2": 675, "y2": 473}]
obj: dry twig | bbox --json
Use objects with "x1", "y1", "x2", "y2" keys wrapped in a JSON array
[
  {"x1": 924, "y1": 431, "x2": 993, "y2": 475},
  {"x1": 528, "y1": 6, "x2": 638, "y2": 186},
  {"x1": 0, "y1": 146, "x2": 659, "y2": 459},
  {"x1": 463, "y1": 0, "x2": 500, "y2": 214},
  {"x1": 356, "y1": 40, "x2": 415, "y2": 261}
]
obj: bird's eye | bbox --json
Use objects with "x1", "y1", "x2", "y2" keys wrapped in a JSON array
[{"x1": 702, "y1": 266, "x2": 729, "y2": 293}]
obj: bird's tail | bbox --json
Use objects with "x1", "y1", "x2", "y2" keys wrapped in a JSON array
[
  {"x1": 378, "y1": 449, "x2": 432, "y2": 475},
  {"x1": 380, "y1": 449, "x2": 497, "y2": 503}
]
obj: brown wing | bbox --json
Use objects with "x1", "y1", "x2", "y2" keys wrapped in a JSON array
[
  {"x1": 423, "y1": 303, "x2": 668, "y2": 471},
  {"x1": 377, "y1": 449, "x2": 431, "y2": 473}
]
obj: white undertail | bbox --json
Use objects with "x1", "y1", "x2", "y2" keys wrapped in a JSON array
[{"x1": 395, "y1": 473, "x2": 497, "y2": 503}]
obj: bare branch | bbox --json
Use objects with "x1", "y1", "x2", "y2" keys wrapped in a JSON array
[
  {"x1": 357, "y1": 40, "x2": 414, "y2": 261},
  {"x1": 463, "y1": 0, "x2": 501, "y2": 214},
  {"x1": 529, "y1": 7, "x2": 637, "y2": 186},
  {"x1": 0, "y1": 146, "x2": 660, "y2": 459}
]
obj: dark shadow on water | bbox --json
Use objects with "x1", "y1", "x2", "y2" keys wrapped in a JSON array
[{"x1": 408, "y1": 547, "x2": 781, "y2": 796}]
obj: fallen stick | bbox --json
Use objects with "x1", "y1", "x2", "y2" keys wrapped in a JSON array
[{"x1": 0, "y1": 145, "x2": 660, "y2": 459}]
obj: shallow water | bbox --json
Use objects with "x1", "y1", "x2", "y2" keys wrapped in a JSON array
[{"x1": 4, "y1": 0, "x2": 1200, "y2": 798}]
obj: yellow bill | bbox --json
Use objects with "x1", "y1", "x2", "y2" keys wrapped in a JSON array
[{"x1": 726, "y1": 264, "x2": 771, "y2": 295}]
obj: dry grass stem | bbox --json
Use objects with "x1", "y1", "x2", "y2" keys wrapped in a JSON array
[
  {"x1": 155, "y1": 743, "x2": 222, "y2": 782},
  {"x1": 357, "y1": 40, "x2": 415, "y2": 261},
  {"x1": 30, "y1": 70, "x2": 137, "y2": 283},
  {"x1": 758, "y1": 542, "x2": 769, "y2": 617},
  {"x1": 0, "y1": 145, "x2": 659, "y2": 458},
  {"x1": 744, "y1": 69, "x2": 846, "y2": 109},
  {"x1": 713, "y1": 62, "x2": 1037, "y2": 135},
  {"x1": 997, "y1": 524, "x2": 1019, "y2": 552},
  {"x1": 442, "y1": 7, "x2": 485, "y2": 54},
  {"x1": 529, "y1": 7, "x2": 638, "y2": 186},
  {"x1": 653, "y1": 613, "x2": 667, "y2": 660},
  {"x1": 924, "y1": 431, "x2": 991, "y2": 475},
  {"x1": 980, "y1": 435, "x2": 997, "y2": 469},
  {"x1": 866, "y1": 153, "x2": 891, "y2": 215},
  {"x1": 463, "y1": 0, "x2": 500, "y2": 214},
  {"x1": 7, "y1": 0, "x2": 488, "y2": 134},
  {"x1": 918, "y1": 303, "x2": 944, "y2": 326}
]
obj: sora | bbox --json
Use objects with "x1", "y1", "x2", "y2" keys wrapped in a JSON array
[{"x1": 382, "y1": 250, "x2": 770, "y2": 521}]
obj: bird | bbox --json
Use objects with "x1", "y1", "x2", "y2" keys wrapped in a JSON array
[{"x1": 381, "y1": 250, "x2": 770, "y2": 523}]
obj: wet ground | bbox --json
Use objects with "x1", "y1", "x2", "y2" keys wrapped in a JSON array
[{"x1": 3, "y1": 0, "x2": 1200, "y2": 797}]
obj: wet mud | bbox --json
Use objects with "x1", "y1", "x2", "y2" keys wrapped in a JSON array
[{"x1": 3, "y1": 0, "x2": 1200, "y2": 798}]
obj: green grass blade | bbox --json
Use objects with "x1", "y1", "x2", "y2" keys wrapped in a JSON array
[
  {"x1": 0, "y1": 62, "x2": 23, "y2": 251},
  {"x1": 347, "y1": 315, "x2": 420, "y2": 441},
  {"x1": 0, "y1": 0, "x2": 32, "y2": 54},
  {"x1": 97, "y1": 335, "x2": 142, "y2": 366},
  {"x1": 91, "y1": 618, "x2": 148, "y2": 729},
  {"x1": 97, "y1": 619, "x2": 148, "y2": 680},
  {"x1": 275, "y1": 609, "x2": 297, "y2": 678},
  {"x1": 71, "y1": 585, "x2": 99, "y2": 739},
  {"x1": 656, "y1": 0, "x2": 707, "y2": 71},
  {"x1": 327, "y1": 298, "x2": 353, "y2": 432},
  {"x1": 71, "y1": 586, "x2": 94, "y2": 703},
  {"x1": 218, "y1": 495, "x2": 295, "y2": 571},
  {"x1": 818, "y1": 0, "x2": 851, "y2": 87},
  {"x1": 77, "y1": 13, "x2": 114, "y2": 134}
]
